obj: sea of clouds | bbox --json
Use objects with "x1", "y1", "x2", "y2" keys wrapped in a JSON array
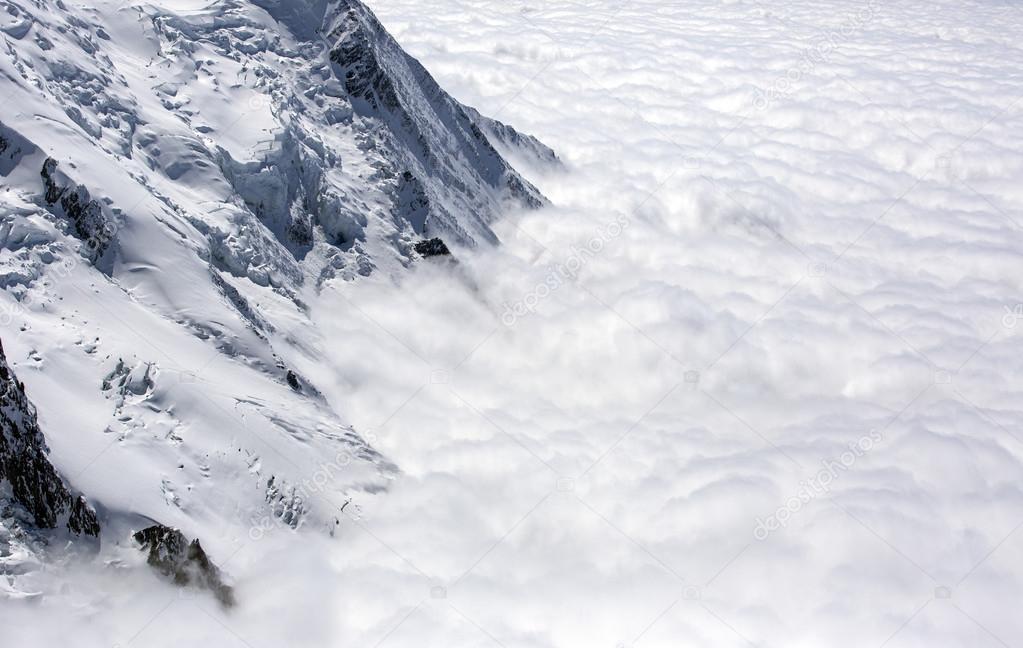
[
  {"x1": 313, "y1": 1, "x2": 1022, "y2": 646},
  {"x1": 7, "y1": 1, "x2": 1023, "y2": 646}
]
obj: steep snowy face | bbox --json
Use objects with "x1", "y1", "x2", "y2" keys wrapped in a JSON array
[
  {"x1": 0, "y1": 0, "x2": 551, "y2": 602},
  {"x1": 2, "y1": 0, "x2": 552, "y2": 284},
  {"x1": 323, "y1": 0, "x2": 549, "y2": 243}
]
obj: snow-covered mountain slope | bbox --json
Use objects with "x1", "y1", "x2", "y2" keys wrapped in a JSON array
[
  {"x1": 0, "y1": 0, "x2": 553, "y2": 603},
  {"x1": 0, "y1": 336, "x2": 98, "y2": 535},
  {"x1": 0, "y1": 337, "x2": 98, "y2": 599}
]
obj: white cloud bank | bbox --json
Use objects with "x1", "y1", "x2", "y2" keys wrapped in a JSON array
[{"x1": 6, "y1": 0, "x2": 1023, "y2": 647}]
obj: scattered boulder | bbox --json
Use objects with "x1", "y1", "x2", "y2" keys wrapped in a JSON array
[
  {"x1": 414, "y1": 237, "x2": 451, "y2": 258},
  {"x1": 133, "y1": 524, "x2": 235, "y2": 607}
]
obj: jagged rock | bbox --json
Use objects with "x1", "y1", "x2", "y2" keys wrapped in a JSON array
[
  {"x1": 414, "y1": 238, "x2": 451, "y2": 258},
  {"x1": 39, "y1": 158, "x2": 115, "y2": 262},
  {"x1": 462, "y1": 105, "x2": 562, "y2": 170},
  {"x1": 0, "y1": 338, "x2": 99, "y2": 536},
  {"x1": 133, "y1": 524, "x2": 235, "y2": 607}
]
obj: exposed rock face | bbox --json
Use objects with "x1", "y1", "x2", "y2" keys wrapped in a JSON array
[
  {"x1": 322, "y1": 0, "x2": 553, "y2": 245},
  {"x1": 462, "y1": 105, "x2": 562, "y2": 169},
  {"x1": 39, "y1": 157, "x2": 116, "y2": 264},
  {"x1": 133, "y1": 524, "x2": 235, "y2": 607},
  {"x1": 0, "y1": 338, "x2": 99, "y2": 536}
]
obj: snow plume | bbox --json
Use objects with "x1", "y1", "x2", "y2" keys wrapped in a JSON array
[{"x1": 5, "y1": 0, "x2": 1023, "y2": 647}]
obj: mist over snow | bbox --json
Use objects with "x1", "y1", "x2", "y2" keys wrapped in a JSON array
[{"x1": 3, "y1": 0, "x2": 1023, "y2": 647}]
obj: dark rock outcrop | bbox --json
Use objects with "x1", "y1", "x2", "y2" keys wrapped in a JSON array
[
  {"x1": 39, "y1": 157, "x2": 115, "y2": 262},
  {"x1": 0, "y1": 338, "x2": 99, "y2": 536},
  {"x1": 133, "y1": 524, "x2": 235, "y2": 607},
  {"x1": 414, "y1": 237, "x2": 451, "y2": 258}
]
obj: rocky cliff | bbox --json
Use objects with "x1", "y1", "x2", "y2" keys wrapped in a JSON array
[{"x1": 0, "y1": 338, "x2": 99, "y2": 536}]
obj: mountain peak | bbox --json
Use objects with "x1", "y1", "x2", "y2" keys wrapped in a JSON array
[
  {"x1": 253, "y1": 0, "x2": 553, "y2": 247},
  {"x1": 325, "y1": 0, "x2": 550, "y2": 244}
]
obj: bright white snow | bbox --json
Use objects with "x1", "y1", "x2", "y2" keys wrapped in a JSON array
[{"x1": 4, "y1": 0, "x2": 1023, "y2": 647}]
